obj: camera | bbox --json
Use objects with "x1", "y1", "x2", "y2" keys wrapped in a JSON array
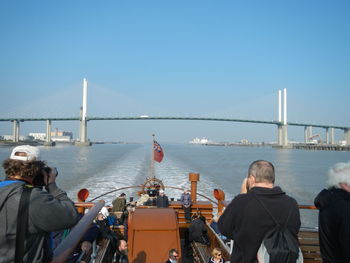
[
  {"x1": 33, "y1": 166, "x2": 58, "y2": 187},
  {"x1": 44, "y1": 166, "x2": 52, "y2": 174},
  {"x1": 44, "y1": 166, "x2": 58, "y2": 177}
]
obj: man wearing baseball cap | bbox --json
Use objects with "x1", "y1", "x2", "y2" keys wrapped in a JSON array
[{"x1": 0, "y1": 145, "x2": 79, "y2": 262}]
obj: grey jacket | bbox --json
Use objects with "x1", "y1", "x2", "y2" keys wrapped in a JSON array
[{"x1": 0, "y1": 180, "x2": 80, "y2": 263}]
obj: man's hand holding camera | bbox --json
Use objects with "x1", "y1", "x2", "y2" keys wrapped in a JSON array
[
  {"x1": 43, "y1": 167, "x2": 58, "y2": 186},
  {"x1": 240, "y1": 177, "x2": 251, "y2": 194}
]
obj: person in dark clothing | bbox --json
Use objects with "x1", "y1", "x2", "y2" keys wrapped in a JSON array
[
  {"x1": 156, "y1": 189, "x2": 169, "y2": 207},
  {"x1": 189, "y1": 215, "x2": 210, "y2": 245},
  {"x1": 95, "y1": 208, "x2": 119, "y2": 263},
  {"x1": 115, "y1": 239, "x2": 129, "y2": 263},
  {"x1": 218, "y1": 160, "x2": 300, "y2": 263},
  {"x1": 181, "y1": 189, "x2": 192, "y2": 223},
  {"x1": 0, "y1": 145, "x2": 79, "y2": 263},
  {"x1": 61, "y1": 222, "x2": 100, "y2": 263},
  {"x1": 314, "y1": 161, "x2": 350, "y2": 263}
]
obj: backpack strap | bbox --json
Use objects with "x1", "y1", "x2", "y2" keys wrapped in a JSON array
[
  {"x1": 15, "y1": 185, "x2": 33, "y2": 263},
  {"x1": 252, "y1": 191, "x2": 293, "y2": 227},
  {"x1": 252, "y1": 192, "x2": 280, "y2": 226},
  {"x1": 283, "y1": 203, "x2": 294, "y2": 228}
]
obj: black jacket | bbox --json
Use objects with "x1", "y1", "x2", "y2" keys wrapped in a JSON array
[
  {"x1": 0, "y1": 180, "x2": 79, "y2": 263},
  {"x1": 218, "y1": 186, "x2": 300, "y2": 263},
  {"x1": 189, "y1": 218, "x2": 207, "y2": 243},
  {"x1": 115, "y1": 251, "x2": 129, "y2": 263},
  {"x1": 156, "y1": 195, "x2": 169, "y2": 208},
  {"x1": 314, "y1": 188, "x2": 350, "y2": 263}
]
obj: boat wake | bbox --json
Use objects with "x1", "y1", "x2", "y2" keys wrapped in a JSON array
[{"x1": 67, "y1": 144, "x2": 228, "y2": 206}]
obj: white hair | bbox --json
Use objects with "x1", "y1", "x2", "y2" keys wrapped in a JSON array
[{"x1": 327, "y1": 161, "x2": 350, "y2": 188}]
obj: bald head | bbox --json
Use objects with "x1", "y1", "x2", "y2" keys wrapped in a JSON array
[{"x1": 248, "y1": 160, "x2": 275, "y2": 184}]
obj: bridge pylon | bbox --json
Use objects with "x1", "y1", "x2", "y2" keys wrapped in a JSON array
[
  {"x1": 75, "y1": 78, "x2": 91, "y2": 146},
  {"x1": 277, "y1": 89, "x2": 289, "y2": 147}
]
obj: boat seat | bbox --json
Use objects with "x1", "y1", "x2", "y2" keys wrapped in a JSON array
[
  {"x1": 191, "y1": 242, "x2": 211, "y2": 263},
  {"x1": 298, "y1": 229, "x2": 322, "y2": 262},
  {"x1": 93, "y1": 238, "x2": 111, "y2": 263}
]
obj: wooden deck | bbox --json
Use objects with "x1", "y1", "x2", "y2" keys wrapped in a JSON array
[{"x1": 299, "y1": 229, "x2": 322, "y2": 262}]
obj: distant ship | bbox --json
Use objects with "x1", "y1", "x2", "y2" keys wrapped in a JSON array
[{"x1": 188, "y1": 137, "x2": 213, "y2": 144}]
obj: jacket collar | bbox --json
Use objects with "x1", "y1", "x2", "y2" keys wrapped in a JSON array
[{"x1": 249, "y1": 186, "x2": 285, "y2": 196}]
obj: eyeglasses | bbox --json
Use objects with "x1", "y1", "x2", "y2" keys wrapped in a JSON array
[{"x1": 172, "y1": 254, "x2": 179, "y2": 258}]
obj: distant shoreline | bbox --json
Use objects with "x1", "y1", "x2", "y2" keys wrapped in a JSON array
[
  {"x1": 0, "y1": 140, "x2": 41, "y2": 147},
  {"x1": 192, "y1": 142, "x2": 273, "y2": 147},
  {"x1": 0, "y1": 140, "x2": 141, "y2": 147}
]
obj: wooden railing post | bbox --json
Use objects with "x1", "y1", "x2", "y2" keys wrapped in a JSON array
[
  {"x1": 189, "y1": 173, "x2": 200, "y2": 202},
  {"x1": 213, "y1": 189, "x2": 225, "y2": 215}
]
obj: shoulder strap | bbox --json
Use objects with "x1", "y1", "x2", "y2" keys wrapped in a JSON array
[
  {"x1": 15, "y1": 186, "x2": 33, "y2": 263},
  {"x1": 252, "y1": 192, "x2": 294, "y2": 228},
  {"x1": 252, "y1": 192, "x2": 280, "y2": 226}
]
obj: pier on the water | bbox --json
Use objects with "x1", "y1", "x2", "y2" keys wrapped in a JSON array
[{"x1": 292, "y1": 144, "x2": 350, "y2": 151}]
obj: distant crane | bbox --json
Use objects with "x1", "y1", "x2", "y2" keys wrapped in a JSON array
[{"x1": 308, "y1": 134, "x2": 322, "y2": 144}]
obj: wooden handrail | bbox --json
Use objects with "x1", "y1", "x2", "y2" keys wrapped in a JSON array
[
  {"x1": 51, "y1": 200, "x2": 105, "y2": 263},
  {"x1": 298, "y1": 204, "x2": 317, "y2": 210}
]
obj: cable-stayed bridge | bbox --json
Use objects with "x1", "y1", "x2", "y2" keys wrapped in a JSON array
[
  {"x1": 1, "y1": 79, "x2": 349, "y2": 146},
  {"x1": 0, "y1": 116, "x2": 347, "y2": 129}
]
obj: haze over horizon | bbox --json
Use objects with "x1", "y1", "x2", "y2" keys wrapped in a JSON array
[{"x1": 0, "y1": 1, "x2": 349, "y2": 143}]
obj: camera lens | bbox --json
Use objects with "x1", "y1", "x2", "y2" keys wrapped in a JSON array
[
  {"x1": 53, "y1": 167, "x2": 58, "y2": 177},
  {"x1": 44, "y1": 166, "x2": 51, "y2": 174}
]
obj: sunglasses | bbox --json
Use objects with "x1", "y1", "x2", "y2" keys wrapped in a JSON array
[{"x1": 172, "y1": 254, "x2": 179, "y2": 258}]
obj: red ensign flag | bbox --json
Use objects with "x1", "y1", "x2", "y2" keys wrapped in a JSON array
[{"x1": 153, "y1": 140, "x2": 164, "y2": 163}]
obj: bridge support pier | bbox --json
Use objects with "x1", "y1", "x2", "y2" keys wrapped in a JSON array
[
  {"x1": 277, "y1": 125, "x2": 288, "y2": 147},
  {"x1": 304, "y1": 126, "x2": 312, "y2": 143},
  {"x1": 12, "y1": 120, "x2": 19, "y2": 142},
  {"x1": 278, "y1": 125, "x2": 283, "y2": 145},
  {"x1": 344, "y1": 129, "x2": 350, "y2": 146},
  {"x1": 75, "y1": 119, "x2": 91, "y2": 146},
  {"x1": 330, "y1": 128, "x2": 334, "y2": 144},
  {"x1": 44, "y1": 120, "x2": 55, "y2": 146},
  {"x1": 282, "y1": 125, "x2": 288, "y2": 147},
  {"x1": 308, "y1": 126, "x2": 312, "y2": 141},
  {"x1": 325, "y1": 128, "x2": 329, "y2": 145}
]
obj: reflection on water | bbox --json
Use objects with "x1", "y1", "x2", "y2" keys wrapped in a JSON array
[{"x1": 0, "y1": 143, "x2": 349, "y2": 228}]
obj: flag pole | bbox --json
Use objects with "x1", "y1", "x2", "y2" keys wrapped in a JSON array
[{"x1": 151, "y1": 134, "x2": 155, "y2": 178}]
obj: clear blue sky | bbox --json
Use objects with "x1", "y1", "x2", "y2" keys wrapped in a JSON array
[{"x1": 0, "y1": 0, "x2": 349, "y2": 143}]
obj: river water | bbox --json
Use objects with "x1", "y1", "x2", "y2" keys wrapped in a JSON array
[{"x1": 1, "y1": 143, "x2": 349, "y2": 228}]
